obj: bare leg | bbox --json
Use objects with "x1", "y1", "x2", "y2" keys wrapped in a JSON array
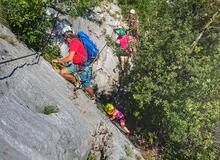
[
  {"x1": 120, "y1": 56, "x2": 129, "y2": 70},
  {"x1": 121, "y1": 123, "x2": 130, "y2": 134},
  {"x1": 120, "y1": 56, "x2": 125, "y2": 70},
  {"x1": 122, "y1": 126, "x2": 130, "y2": 134},
  {"x1": 84, "y1": 86, "x2": 96, "y2": 99},
  {"x1": 133, "y1": 46, "x2": 137, "y2": 53},
  {"x1": 124, "y1": 56, "x2": 129, "y2": 63},
  {"x1": 60, "y1": 68, "x2": 95, "y2": 99},
  {"x1": 60, "y1": 68, "x2": 77, "y2": 82}
]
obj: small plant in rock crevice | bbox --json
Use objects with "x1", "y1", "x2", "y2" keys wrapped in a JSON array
[
  {"x1": 124, "y1": 144, "x2": 133, "y2": 157},
  {"x1": 43, "y1": 105, "x2": 59, "y2": 115},
  {"x1": 86, "y1": 151, "x2": 96, "y2": 160}
]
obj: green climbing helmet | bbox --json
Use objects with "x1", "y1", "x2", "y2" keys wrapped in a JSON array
[
  {"x1": 119, "y1": 28, "x2": 126, "y2": 36},
  {"x1": 104, "y1": 103, "x2": 115, "y2": 114}
]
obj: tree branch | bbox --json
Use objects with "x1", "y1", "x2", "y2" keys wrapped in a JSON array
[{"x1": 189, "y1": 11, "x2": 220, "y2": 54}]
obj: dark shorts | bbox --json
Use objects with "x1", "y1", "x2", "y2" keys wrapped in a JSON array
[{"x1": 66, "y1": 63, "x2": 92, "y2": 88}]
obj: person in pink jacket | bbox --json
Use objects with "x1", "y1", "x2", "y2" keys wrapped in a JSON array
[{"x1": 114, "y1": 27, "x2": 132, "y2": 70}]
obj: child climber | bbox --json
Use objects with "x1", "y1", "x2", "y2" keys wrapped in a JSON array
[
  {"x1": 104, "y1": 103, "x2": 131, "y2": 135},
  {"x1": 113, "y1": 27, "x2": 132, "y2": 70}
]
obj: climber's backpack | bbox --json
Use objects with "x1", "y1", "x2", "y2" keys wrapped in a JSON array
[{"x1": 77, "y1": 31, "x2": 99, "y2": 65}]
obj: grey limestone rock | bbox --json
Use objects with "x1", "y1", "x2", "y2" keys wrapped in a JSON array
[{"x1": 0, "y1": 19, "x2": 143, "y2": 160}]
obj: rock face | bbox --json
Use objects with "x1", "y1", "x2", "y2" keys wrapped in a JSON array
[{"x1": 0, "y1": 20, "x2": 143, "y2": 160}]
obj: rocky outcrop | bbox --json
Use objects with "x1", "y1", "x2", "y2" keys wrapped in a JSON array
[{"x1": 0, "y1": 19, "x2": 143, "y2": 160}]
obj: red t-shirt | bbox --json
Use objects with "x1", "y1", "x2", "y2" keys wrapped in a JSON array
[{"x1": 69, "y1": 39, "x2": 87, "y2": 64}]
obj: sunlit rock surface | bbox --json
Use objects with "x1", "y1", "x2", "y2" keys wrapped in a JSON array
[{"x1": 0, "y1": 19, "x2": 143, "y2": 160}]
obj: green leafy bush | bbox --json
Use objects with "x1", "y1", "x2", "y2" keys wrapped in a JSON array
[
  {"x1": 0, "y1": 0, "x2": 51, "y2": 51},
  {"x1": 0, "y1": 4, "x2": 9, "y2": 26},
  {"x1": 118, "y1": 0, "x2": 220, "y2": 159},
  {"x1": 71, "y1": 0, "x2": 100, "y2": 17},
  {"x1": 43, "y1": 43, "x2": 60, "y2": 62}
]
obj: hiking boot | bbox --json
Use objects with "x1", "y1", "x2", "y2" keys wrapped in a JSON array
[
  {"x1": 71, "y1": 81, "x2": 81, "y2": 89},
  {"x1": 90, "y1": 96, "x2": 96, "y2": 103},
  {"x1": 74, "y1": 82, "x2": 81, "y2": 89}
]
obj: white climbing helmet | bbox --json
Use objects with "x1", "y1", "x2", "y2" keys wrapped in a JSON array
[
  {"x1": 62, "y1": 25, "x2": 74, "y2": 37},
  {"x1": 130, "y1": 9, "x2": 136, "y2": 14}
]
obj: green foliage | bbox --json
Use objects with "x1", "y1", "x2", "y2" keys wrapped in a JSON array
[
  {"x1": 124, "y1": 144, "x2": 133, "y2": 157},
  {"x1": 0, "y1": 0, "x2": 51, "y2": 51},
  {"x1": 72, "y1": 0, "x2": 100, "y2": 17},
  {"x1": 148, "y1": 132, "x2": 157, "y2": 145},
  {"x1": 118, "y1": 0, "x2": 220, "y2": 159},
  {"x1": 135, "y1": 154, "x2": 142, "y2": 160},
  {"x1": 0, "y1": 5, "x2": 9, "y2": 27},
  {"x1": 49, "y1": 0, "x2": 101, "y2": 17},
  {"x1": 43, "y1": 43, "x2": 60, "y2": 62},
  {"x1": 0, "y1": 0, "x2": 103, "y2": 54},
  {"x1": 43, "y1": 105, "x2": 59, "y2": 115},
  {"x1": 86, "y1": 152, "x2": 96, "y2": 160}
]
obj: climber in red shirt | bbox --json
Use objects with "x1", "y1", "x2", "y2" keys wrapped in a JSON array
[{"x1": 52, "y1": 28, "x2": 95, "y2": 100}]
